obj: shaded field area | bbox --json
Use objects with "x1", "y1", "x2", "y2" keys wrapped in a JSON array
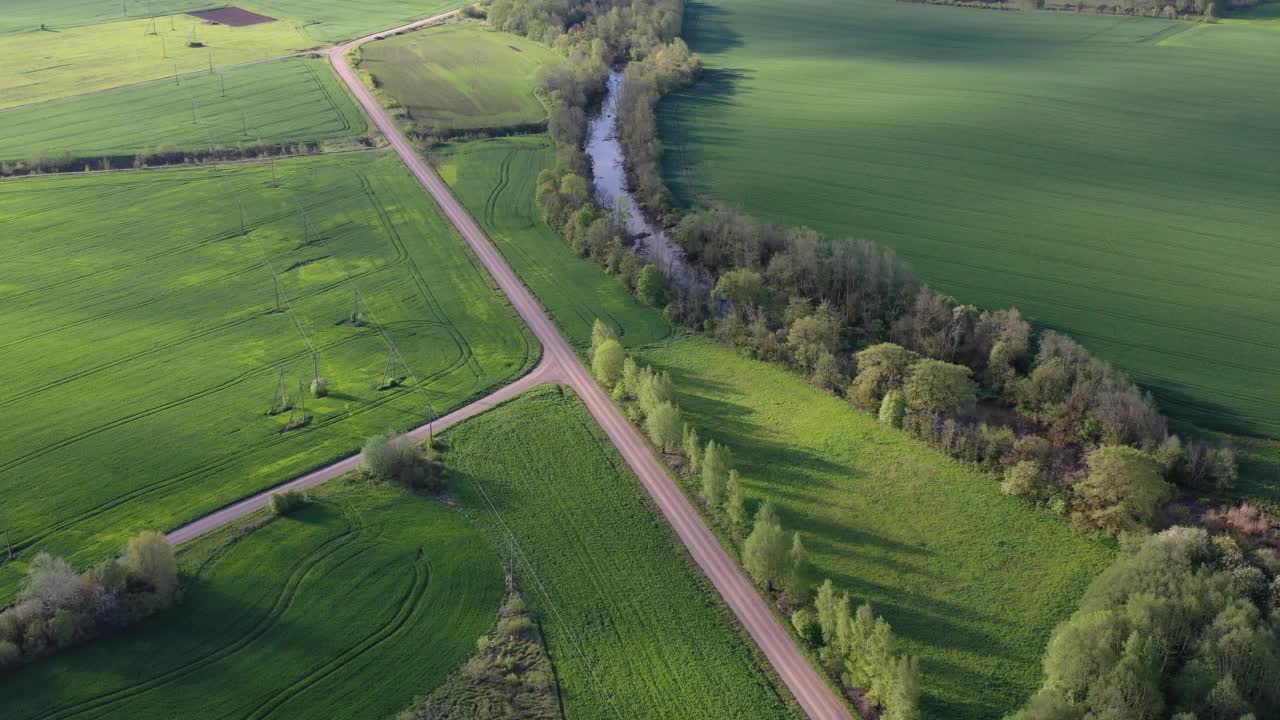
[
  {"x1": 660, "y1": 0, "x2": 1280, "y2": 437},
  {"x1": 0, "y1": 57, "x2": 366, "y2": 162},
  {"x1": 638, "y1": 337, "x2": 1114, "y2": 719},
  {"x1": 433, "y1": 137, "x2": 670, "y2": 349},
  {"x1": 446, "y1": 387, "x2": 801, "y2": 720},
  {"x1": 0, "y1": 14, "x2": 314, "y2": 109},
  {"x1": 0, "y1": 151, "x2": 534, "y2": 603},
  {"x1": 0, "y1": 482, "x2": 502, "y2": 720},
  {"x1": 360, "y1": 23, "x2": 561, "y2": 135}
]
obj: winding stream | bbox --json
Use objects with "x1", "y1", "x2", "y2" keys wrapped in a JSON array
[{"x1": 585, "y1": 71, "x2": 705, "y2": 295}]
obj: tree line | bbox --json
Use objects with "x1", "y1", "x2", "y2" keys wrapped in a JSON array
[
  {"x1": 0, "y1": 532, "x2": 177, "y2": 670},
  {"x1": 589, "y1": 319, "x2": 924, "y2": 720}
]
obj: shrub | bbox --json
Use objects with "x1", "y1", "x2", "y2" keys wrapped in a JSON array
[
  {"x1": 126, "y1": 531, "x2": 178, "y2": 601},
  {"x1": 878, "y1": 389, "x2": 906, "y2": 429},
  {"x1": 792, "y1": 608, "x2": 820, "y2": 644},
  {"x1": 362, "y1": 433, "x2": 444, "y2": 492},
  {"x1": 592, "y1": 339, "x2": 625, "y2": 387},
  {"x1": 497, "y1": 615, "x2": 534, "y2": 638},
  {"x1": 902, "y1": 359, "x2": 976, "y2": 418},
  {"x1": 1002, "y1": 461, "x2": 1044, "y2": 501},
  {"x1": 1073, "y1": 446, "x2": 1174, "y2": 535},
  {"x1": 850, "y1": 343, "x2": 920, "y2": 411},
  {"x1": 645, "y1": 401, "x2": 683, "y2": 452},
  {"x1": 269, "y1": 489, "x2": 310, "y2": 516},
  {"x1": 310, "y1": 376, "x2": 328, "y2": 398},
  {"x1": 0, "y1": 639, "x2": 19, "y2": 669}
]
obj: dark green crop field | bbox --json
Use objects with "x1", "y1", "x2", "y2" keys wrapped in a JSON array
[
  {"x1": 433, "y1": 137, "x2": 671, "y2": 348},
  {"x1": 639, "y1": 337, "x2": 1114, "y2": 719},
  {"x1": 0, "y1": 58, "x2": 366, "y2": 162},
  {"x1": 0, "y1": 482, "x2": 502, "y2": 720},
  {"x1": 0, "y1": 151, "x2": 533, "y2": 603},
  {"x1": 446, "y1": 387, "x2": 800, "y2": 720},
  {"x1": 660, "y1": 0, "x2": 1280, "y2": 437}
]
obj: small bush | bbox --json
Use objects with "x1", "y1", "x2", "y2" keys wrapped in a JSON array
[
  {"x1": 497, "y1": 615, "x2": 533, "y2": 638},
  {"x1": 0, "y1": 639, "x2": 19, "y2": 669},
  {"x1": 310, "y1": 377, "x2": 328, "y2": 398},
  {"x1": 791, "y1": 608, "x2": 820, "y2": 645},
  {"x1": 269, "y1": 489, "x2": 310, "y2": 516},
  {"x1": 362, "y1": 433, "x2": 444, "y2": 492}
]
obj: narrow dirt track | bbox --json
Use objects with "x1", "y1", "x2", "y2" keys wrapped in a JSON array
[{"x1": 169, "y1": 11, "x2": 853, "y2": 720}]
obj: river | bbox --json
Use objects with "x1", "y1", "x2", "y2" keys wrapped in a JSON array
[{"x1": 585, "y1": 71, "x2": 706, "y2": 295}]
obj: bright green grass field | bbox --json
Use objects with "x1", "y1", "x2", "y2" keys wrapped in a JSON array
[
  {"x1": 0, "y1": 481, "x2": 502, "y2": 720},
  {"x1": 447, "y1": 386, "x2": 801, "y2": 720},
  {"x1": 433, "y1": 137, "x2": 671, "y2": 348},
  {"x1": 638, "y1": 337, "x2": 1114, "y2": 719},
  {"x1": 0, "y1": 57, "x2": 365, "y2": 162},
  {"x1": 0, "y1": 14, "x2": 316, "y2": 109},
  {"x1": 0, "y1": 151, "x2": 534, "y2": 604},
  {"x1": 0, "y1": 0, "x2": 462, "y2": 43},
  {"x1": 660, "y1": 0, "x2": 1280, "y2": 438},
  {"x1": 361, "y1": 23, "x2": 562, "y2": 133}
]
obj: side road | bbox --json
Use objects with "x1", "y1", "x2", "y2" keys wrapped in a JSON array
[{"x1": 170, "y1": 12, "x2": 854, "y2": 720}]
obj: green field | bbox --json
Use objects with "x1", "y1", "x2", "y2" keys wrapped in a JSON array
[
  {"x1": 637, "y1": 337, "x2": 1114, "y2": 719},
  {"x1": 660, "y1": 0, "x2": 1280, "y2": 437},
  {"x1": 0, "y1": 481, "x2": 502, "y2": 720},
  {"x1": 0, "y1": 14, "x2": 315, "y2": 109},
  {"x1": 0, "y1": 151, "x2": 534, "y2": 603},
  {"x1": 433, "y1": 137, "x2": 671, "y2": 348},
  {"x1": 0, "y1": 57, "x2": 366, "y2": 162},
  {"x1": 0, "y1": 0, "x2": 461, "y2": 43},
  {"x1": 361, "y1": 23, "x2": 562, "y2": 134},
  {"x1": 446, "y1": 387, "x2": 800, "y2": 720}
]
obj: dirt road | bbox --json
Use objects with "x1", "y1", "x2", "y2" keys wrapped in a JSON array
[{"x1": 170, "y1": 12, "x2": 853, "y2": 720}]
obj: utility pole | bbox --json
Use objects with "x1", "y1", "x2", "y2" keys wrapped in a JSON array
[
  {"x1": 312, "y1": 352, "x2": 320, "y2": 383},
  {"x1": 219, "y1": 72, "x2": 226, "y2": 98}
]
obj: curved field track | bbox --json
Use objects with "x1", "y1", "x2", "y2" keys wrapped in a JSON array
[
  {"x1": 0, "y1": 151, "x2": 534, "y2": 604},
  {"x1": 0, "y1": 483, "x2": 502, "y2": 720}
]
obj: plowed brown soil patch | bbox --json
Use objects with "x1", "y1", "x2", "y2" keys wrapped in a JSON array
[{"x1": 188, "y1": 7, "x2": 277, "y2": 26}]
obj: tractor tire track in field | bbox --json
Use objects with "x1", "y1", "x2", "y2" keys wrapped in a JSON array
[
  {"x1": 243, "y1": 553, "x2": 429, "y2": 719},
  {"x1": 166, "y1": 15, "x2": 856, "y2": 719},
  {"x1": 40, "y1": 522, "x2": 367, "y2": 720},
  {"x1": 3, "y1": 328, "x2": 471, "y2": 554}
]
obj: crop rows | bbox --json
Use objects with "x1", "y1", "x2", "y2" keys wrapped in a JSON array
[
  {"x1": 659, "y1": 0, "x2": 1280, "y2": 436},
  {"x1": 0, "y1": 151, "x2": 533, "y2": 603},
  {"x1": 0, "y1": 483, "x2": 502, "y2": 720},
  {"x1": 447, "y1": 387, "x2": 800, "y2": 720},
  {"x1": 0, "y1": 58, "x2": 367, "y2": 162}
]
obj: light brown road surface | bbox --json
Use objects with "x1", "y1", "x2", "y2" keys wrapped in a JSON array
[{"x1": 168, "y1": 12, "x2": 853, "y2": 720}]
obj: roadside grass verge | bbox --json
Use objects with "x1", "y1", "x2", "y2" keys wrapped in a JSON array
[
  {"x1": 0, "y1": 480, "x2": 502, "y2": 720},
  {"x1": 432, "y1": 137, "x2": 671, "y2": 349},
  {"x1": 0, "y1": 151, "x2": 535, "y2": 604},
  {"x1": 359, "y1": 22, "x2": 562, "y2": 136},
  {"x1": 446, "y1": 386, "x2": 802, "y2": 720},
  {"x1": 0, "y1": 57, "x2": 367, "y2": 163},
  {"x1": 637, "y1": 336, "x2": 1115, "y2": 719},
  {"x1": 660, "y1": 0, "x2": 1280, "y2": 438}
]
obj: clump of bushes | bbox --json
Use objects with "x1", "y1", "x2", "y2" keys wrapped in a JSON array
[
  {"x1": 395, "y1": 582, "x2": 560, "y2": 720},
  {"x1": 0, "y1": 531, "x2": 178, "y2": 670},
  {"x1": 1011, "y1": 527, "x2": 1280, "y2": 720},
  {"x1": 361, "y1": 433, "x2": 444, "y2": 493},
  {"x1": 805, "y1": 579, "x2": 924, "y2": 720},
  {"x1": 269, "y1": 489, "x2": 310, "y2": 516}
]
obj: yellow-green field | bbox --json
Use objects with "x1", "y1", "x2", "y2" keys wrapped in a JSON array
[
  {"x1": 359, "y1": 23, "x2": 561, "y2": 134},
  {"x1": 0, "y1": 14, "x2": 318, "y2": 109}
]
